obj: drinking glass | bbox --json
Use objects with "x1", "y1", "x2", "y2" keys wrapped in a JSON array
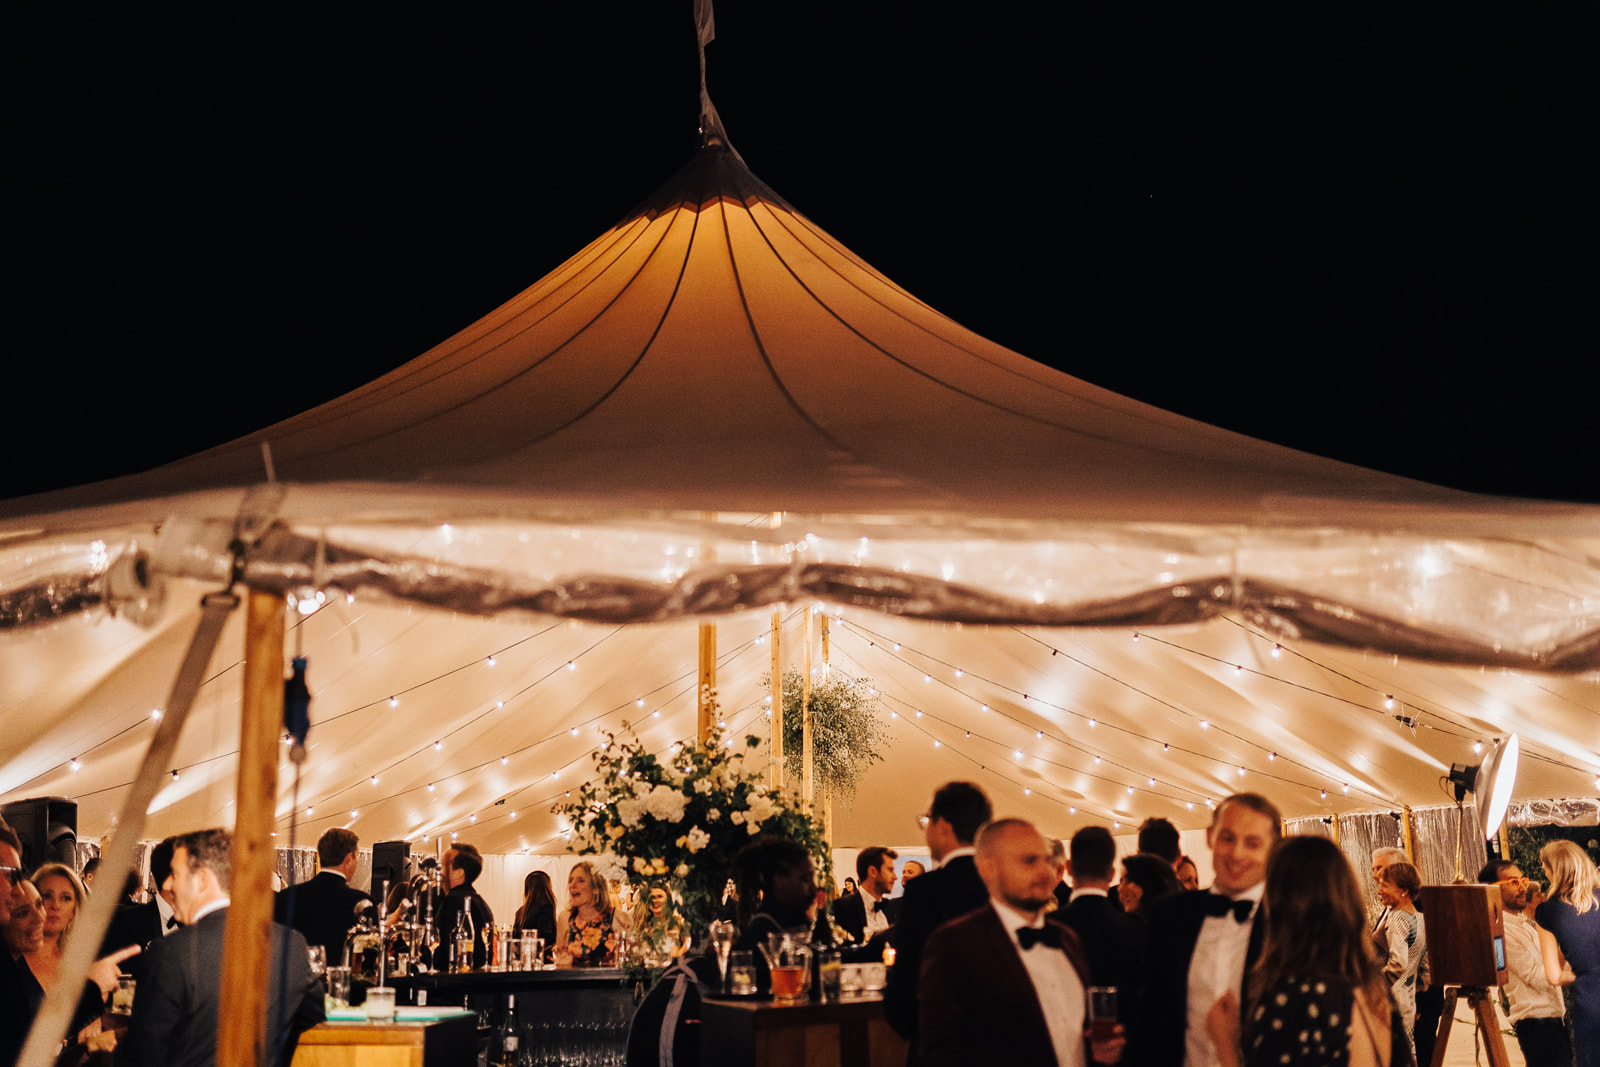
[
  {"x1": 325, "y1": 965, "x2": 352, "y2": 1008},
  {"x1": 816, "y1": 949, "x2": 842, "y2": 1002},
  {"x1": 364, "y1": 986, "x2": 396, "y2": 1021},
  {"x1": 709, "y1": 920, "x2": 735, "y2": 993},
  {"x1": 1087, "y1": 986, "x2": 1119, "y2": 1041},
  {"x1": 110, "y1": 977, "x2": 136, "y2": 1015},
  {"x1": 728, "y1": 951, "x2": 757, "y2": 995}
]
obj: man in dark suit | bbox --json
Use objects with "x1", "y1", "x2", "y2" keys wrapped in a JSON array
[
  {"x1": 1059, "y1": 825, "x2": 1147, "y2": 1023},
  {"x1": 274, "y1": 827, "x2": 373, "y2": 963},
  {"x1": 833, "y1": 846, "x2": 899, "y2": 945},
  {"x1": 919, "y1": 818, "x2": 1122, "y2": 1067},
  {"x1": 102, "y1": 838, "x2": 180, "y2": 981},
  {"x1": 1132, "y1": 793, "x2": 1280, "y2": 1067},
  {"x1": 884, "y1": 781, "x2": 992, "y2": 1053},
  {"x1": 1, "y1": 817, "x2": 36, "y2": 1067},
  {"x1": 126, "y1": 828, "x2": 324, "y2": 1067},
  {"x1": 433, "y1": 843, "x2": 494, "y2": 970}
]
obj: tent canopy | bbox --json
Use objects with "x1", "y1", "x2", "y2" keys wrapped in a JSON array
[{"x1": 3, "y1": 144, "x2": 1599, "y2": 852}]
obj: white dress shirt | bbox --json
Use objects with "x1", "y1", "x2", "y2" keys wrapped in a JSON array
[
  {"x1": 1502, "y1": 910, "x2": 1566, "y2": 1022},
  {"x1": 156, "y1": 894, "x2": 179, "y2": 934},
  {"x1": 1184, "y1": 883, "x2": 1264, "y2": 1067},
  {"x1": 992, "y1": 899, "x2": 1087, "y2": 1067}
]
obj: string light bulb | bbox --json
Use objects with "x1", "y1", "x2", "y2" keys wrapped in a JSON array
[
  {"x1": 68, "y1": 759, "x2": 81, "y2": 772},
  {"x1": 389, "y1": 696, "x2": 398, "y2": 708}
]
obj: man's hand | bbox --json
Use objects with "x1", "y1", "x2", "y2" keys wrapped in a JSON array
[{"x1": 87, "y1": 944, "x2": 142, "y2": 996}]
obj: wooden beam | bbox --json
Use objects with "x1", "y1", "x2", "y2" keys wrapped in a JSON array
[
  {"x1": 802, "y1": 606, "x2": 814, "y2": 806},
  {"x1": 1401, "y1": 804, "x2": 1416, "y2": 862},
  {"x1": 698, "y1": 623, "x2": 716, "y2": 743},
  {"x1": 770, "y1": 609, "x2": 783, "y2": 787},
  {"x1": 219, "y1": 588, "x2": 285, "y2": 1067}
]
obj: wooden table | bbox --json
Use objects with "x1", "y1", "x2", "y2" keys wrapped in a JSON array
[
  {"x1": 292, "y1": 1010, "x2": 475, "y2": 1067},
  {"x1": 699, "y1": 996, "x2": 907, "y2": 1067}
]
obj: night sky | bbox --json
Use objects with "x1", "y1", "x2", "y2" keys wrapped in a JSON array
[{"x1": 6, "y1": 4, "x2": 1596, "y2": 504}]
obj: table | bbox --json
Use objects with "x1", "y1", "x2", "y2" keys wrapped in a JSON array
[
  {"x1": 292, "y1": 1010, "x2": 475, "y2": 1067},
  {"x1": 699, "y1": 996, "x2": 907, "y2": 1067}
]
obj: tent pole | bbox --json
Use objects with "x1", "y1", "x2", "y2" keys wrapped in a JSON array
[
  {"x1": 1401, "y1": 805, "x2": 1416, "y2": 861},
  {"x1": 697, "y1": 623, "x2": 716, "y2": 744},
  {"x1": 802, "y1": 606, "x2": 814, "y2": 807},
  {"x1": 820, "y1": 614, "x2": 830, "y2": 677},
  {"x1": 1330, "y1": 813, "x2": 1340, "y2": 846},
  {"x1": 219, "y1": 588, "x2": 284, "y2": 1067},
  {"x1": 770, "y1": 609, "x2": 783, "y2": 787}
]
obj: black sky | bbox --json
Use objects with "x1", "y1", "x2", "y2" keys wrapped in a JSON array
[{"x1": 5, "y1": 4, "x2": 1596, "y2": 503}]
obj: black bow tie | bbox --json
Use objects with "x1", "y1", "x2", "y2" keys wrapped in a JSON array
[
  {"x1": 166, "y1": 915, "x2": 179, "y2": 929},
  {"x1": 1205, "y1": 895, "x2": 1254, "y2": 924},
  {"x1": 873, "y1": 900, "x2": 888, "y2": 914},
  {"x1": 1016, "y1": 926, "x2": 1061, "y2": 951}
]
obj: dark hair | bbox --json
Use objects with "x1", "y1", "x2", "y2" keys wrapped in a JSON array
[
  {"x1": 452, "y1": 844, "x2": 483, "y2": 885},
  {"x1": 734, "y1": 836, "x2": 811, "y2": 926},
  {"x1": 175, "y1": 829, "x2": 233, "y2": 891},
  {"x1": 82, "y1": 857, "x2": 102, "y2": 879},
  {"x1": 1248, "y1": 836, "x2": 1385, "y2": 1025},
  {"x1": 0, "y1": 817, "x2": 21, "y2": 858},
  {"x1": 1478, "y1": 859, "x2": 1518, "y2": 884},
  {"x1": 516, "y1": 870, "x2": 557, "y2": 929},
  {"x1": 317, "y1": 828, "x2": 359, "y2": 867},
  {"x1": 149, "y1": 838, "x2": 178, "y2": 890},
  {"x1": 1120, "y1": 853, "x2": 1182, "y2": 914},
  {"x1": 1212, "y1": 793, "x2": 1284, "y2": 840},
  {"x1": 1070, "y1": 826, "x2": 1117, "y2": 882},
  {"x1": 856, "y1": 846, "x2": 897, "y2": 881},
  {"x1": 1137, "y1": 818, "x2": 1182, "y2": 864},
  {"x1": 1380, "y1": 861, "x2": 1423, "y2": 908},
  {"x1": 929, "y1": 782, "x2": 992, "y2": 845}
]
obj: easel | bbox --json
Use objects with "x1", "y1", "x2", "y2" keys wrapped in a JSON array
[{"x1": 1429, "y1": 986, "x2": 1511, "y2": 1067}]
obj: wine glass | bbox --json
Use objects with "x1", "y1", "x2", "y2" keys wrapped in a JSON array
[{"x1": 709, "y1": 920, "x2": 735, "y2": 993}]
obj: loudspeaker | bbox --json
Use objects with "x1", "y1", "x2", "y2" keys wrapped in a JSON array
[
  {"x1": 371, "y1": 840, "x2": 410, "y2": 895},
  {"x1": 2, "y1": 797, "x2": 78, "y2": 872},
  {"x1": 1419, "y1": 883, "x2": 1507, "y2": 988}
]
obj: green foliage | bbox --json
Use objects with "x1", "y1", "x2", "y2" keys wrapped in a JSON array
[{"x1": 765, "y1": 668, "x2": 889, "y2": 803}]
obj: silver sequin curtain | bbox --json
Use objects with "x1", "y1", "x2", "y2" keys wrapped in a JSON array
[{"x1": 274, "y1": 846, "x2": 373, "y2": 893}]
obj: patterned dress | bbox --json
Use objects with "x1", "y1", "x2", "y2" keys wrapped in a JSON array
[
  {"x1": 562, "y1": 909, "x2": 621, "y2": 967},
  {"x1": 1380, "y1": 909, "x2": 1427, "y2": 1059},
  {"x1": 1246, "y1": 977, "x2": 1413, "y2": 1067}
]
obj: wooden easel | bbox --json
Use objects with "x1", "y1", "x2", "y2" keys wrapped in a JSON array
[{"x1": 1429, "y1": 986, "x2": 1511, "y2": 1067}]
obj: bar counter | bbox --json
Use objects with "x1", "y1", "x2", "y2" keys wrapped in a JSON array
[
  {"x1": 391, "y1": 969, "x2": 638, "y2": 1063},
  {"x1": 699, "y1": 995, "x2": 906, "y2": 1067},
  {"x1": 293, "y1": 1010, "x2": 475, "y2": 1067}
]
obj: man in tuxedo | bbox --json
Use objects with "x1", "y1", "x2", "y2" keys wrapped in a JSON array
[
  {"x1": 834, "y1": 846, "x2": 899, "y2": 945},
  {"x1": 274, "y1": 827, "x2": 373, "y2": 961},
  {"x1": 919, "y1": 818, "x2": 1122, "y2": 1067},
  {"x1": 1138, "y1": 818, "x2": 1183, "y2": 870},
  {"x1": 102, "y1": 837, "x2": 180, "y2": 981},
  {"x1": 1132, "y1": 792, "x2": 1280, "y2": 1067},
  {"x1": 1059, "y1": 825, "x2": 1146, "y2": 1023},
  {"x1": 1, "y1": 818, "x2": 35, "y2": 1067},
  {"x1": 125, "y1": 828, "x2": 324, "y2": 1067},
  {"x1": 884, "y1": 781, "x2": 992, "y2": 1052},
  {"x1": 433, "y1": 843, "x2": 494, "y2": 970}
]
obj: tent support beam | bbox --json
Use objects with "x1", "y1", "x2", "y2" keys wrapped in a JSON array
[
  {"x1": 802, "y1": 606, "x2": 814, "y2": 807},
  {"x1": 219, "y1": 588, "x2": 284, "y2": 1067},
  {"x1": 697, "y1": 623, "x2": 716, "y2": 744},
  {"x1": 1402, "y1": 805, "x2": 1416, "y2": 861},
  {"x1": 770, "y1": 609, "x2": 783, "y2": 787}
]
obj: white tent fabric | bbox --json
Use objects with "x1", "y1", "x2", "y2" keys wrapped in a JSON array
[{"x1": 3, "y1": 144, "x2": 1599, "y2": 852}]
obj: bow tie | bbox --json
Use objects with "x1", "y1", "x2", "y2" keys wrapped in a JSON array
[
  {"x1": 873, "y1": 900, "x2": 888, "y2": 914},
  {"x1": 166, "y1": 915, "x2": 180, "y2": 929},
  {"x1": 1204, "y1": 895, "x2": 1254, "y2": 924},
  {"x1": 1016, "y1": 926, "x2": 1061, "y2": 951}
]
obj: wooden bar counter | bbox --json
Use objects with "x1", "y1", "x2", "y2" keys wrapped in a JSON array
[
  {"x1": 292, "y1": 1009, "x2": 475, "y2": 1067},
  {"x1": 699, "y1": 995, "x2": 907, "y2": 1067}
]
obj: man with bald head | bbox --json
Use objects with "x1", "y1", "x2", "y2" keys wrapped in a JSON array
[{"x1": 919, "y1": 818, "x2": 1121, "y2": 1067}]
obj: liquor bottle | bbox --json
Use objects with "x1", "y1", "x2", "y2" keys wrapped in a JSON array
[
  {"x1": 496, "y1": 995, "x2": 519, "y2": 1067},
  {"x1": 455, "y1": 908, "x2": 476, "y2": 973}
]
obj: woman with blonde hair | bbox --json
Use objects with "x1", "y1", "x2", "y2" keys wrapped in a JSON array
[
  {"x1": 1536, "y1": 840, "x2": 1600, "y2": 1067},
  {"x1": 28, "y1": 863, "x2": 91, "y2": 986},
  {"x1": 555, "y1": 861, "x2": 629, "y2": 967},
  {"x1": 1208, "y1": 835, "x2": 1409, "y2": 1067}
]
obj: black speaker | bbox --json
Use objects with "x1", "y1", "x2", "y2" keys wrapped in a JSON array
[
  {"x1": 371, "y1": 840, "x2": 410, "y2": 895},
  {"x1": 2, "y1": 797, "x2": 78, "y2": 872}
]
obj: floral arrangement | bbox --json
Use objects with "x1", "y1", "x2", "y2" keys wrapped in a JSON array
[{"x1": 552, "y1": 688, "x2": 831, "y2": 937}]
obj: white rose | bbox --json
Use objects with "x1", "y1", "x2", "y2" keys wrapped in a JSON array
[
  {"x1": 707, "y1": 809, "x2": 721, "y2": 821},
  {"x1": 693, "y1": 777, "x2": 714, "y2": 795},
  {"x1": 730, "y1": 811, "x2": 745, "y2": 825},
  {"x1": 645, "y1": 784, "x2": 688, "y2": 822},
  {"x1": 616, "y1": 797, "x2": 646, "y2": 827},
  {"x1": 685, "y1": 827, "x2": 711, "y2": 853},
  {"x1": 675, "y1": 864, "x2": 690, "y2": 878}
]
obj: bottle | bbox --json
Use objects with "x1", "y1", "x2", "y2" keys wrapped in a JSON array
[
  {"x1": 497, "y1": 995, "x2": 519, "y2": 1067},
  {"x1": 454, "y1": 908, "x2": 470, "y2": 979}
]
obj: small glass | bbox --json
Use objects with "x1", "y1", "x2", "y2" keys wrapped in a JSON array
[
  {"x1": 110, "y1": 976, "x2": 136, "y2": 1015},
  {"x1": 728, "y1": 951, "x2": 757, "y2": 995},
  {"x1": 1088, "y1": 986, "x2": 1119, "y2": 1041},
  {"x1": 495, "y1": 929, "x2": 513, "y2": 972},
  {"x1": 838, "y1": 964, "x2": 863, "y2": 998},
  {"x1": 364, "y1": 986, "x2": 396, "y2": 1021},
  {"x1": 859, "y1": 961, "x2": 887, "y2": 995},
  {"x1": 817, "y1": 949, "x2": 842, "y2": 1002},
  {"x1": 325, "y1": 965, "x2": 352, "y2": 1009}
]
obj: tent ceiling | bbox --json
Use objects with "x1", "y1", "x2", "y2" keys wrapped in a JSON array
[{"x1": 3, "y1": 145, "x2": 1600, "y2": 850}]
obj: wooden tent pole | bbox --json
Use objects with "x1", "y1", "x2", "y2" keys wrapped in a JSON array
[
  {"x1": 697, "y1": 624, "x2": 716, "y2": 744},
  {"x1": 802, "y1": 606, "x2": 814, "y2": 806},
  {"x1": 770, "y1": 609, "x2": 783, "y2": 787},
  {"x1": 219, "y1": 588, "x2": 284, "y2": 1067},
  {"x1": 1401, "y1": 805, "x2": 1416, "y2": 861},
  {"x1": 1330, "y1": 813, "x2": 1340, "y2": 846}
]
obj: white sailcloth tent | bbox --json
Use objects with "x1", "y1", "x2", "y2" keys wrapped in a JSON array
[{"x1": 4, "y1": 140, "x2": 1600, "y2": 856}]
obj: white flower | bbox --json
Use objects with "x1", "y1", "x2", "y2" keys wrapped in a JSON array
[
  {"x1": 685, "y1": 827, "x2": 711, "y2": 853},
  {"x1": 730, "y1": 811, "x2": 746, "y2": 825},
  {"x1": 616, "y1": 797, "x2": 646, "y2": 827},
  {"x1": 707, "y1": 809, "x2": 721, "y2": 821},
  {"x1": 746, "y1": 792, "x2": 779, "y2": 826},
  {"x1": 675, "y1": 864, "x2": 690, "y2": 878},
  {"x1": 693, "y1": 777, "x2": 715, "y2": 795},
  {"x1": 645, "y1": 784, "x2": 688, "y2": 822}
]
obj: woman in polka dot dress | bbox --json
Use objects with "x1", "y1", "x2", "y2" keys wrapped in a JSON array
[{"x1": 1208, "y1": 835, "x2": 1413, "y2": 1067}]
